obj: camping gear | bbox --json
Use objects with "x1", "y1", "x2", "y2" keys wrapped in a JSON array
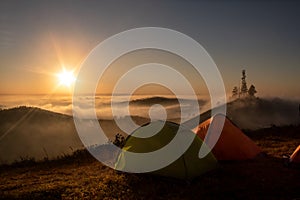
[
  {"x1": 290, "y1": 145, "x2": 300, "y2": 163},
  {"x1": 193, "y1": 114, "x2": 261, "y2": 160},
  {"x1": 115, "y1": 121, "x2": 218, "y2": 180}
]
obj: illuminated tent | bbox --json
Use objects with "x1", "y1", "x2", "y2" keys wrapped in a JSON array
[
  {"x1": 290, "y1": 145, "x2": 300, "y2": 163},
  {"x1": 193, "y1": 114, "x2": 261, "y2": 160},
  {"x1": 115, "y1": 121, "x2": 217, "y2": 180}
]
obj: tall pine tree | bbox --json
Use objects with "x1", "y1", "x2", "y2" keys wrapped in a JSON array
[
  {"x1": 248, "y1": 84, "x2": 257, "y2": 97},
  {"x1": 240, "y1": 70, "x2": 248, "y2": 97}
]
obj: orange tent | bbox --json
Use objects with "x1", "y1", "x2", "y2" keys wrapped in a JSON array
[
  {"x1": 290, "y1": 145, "x2": 300, "y2": 163},
  {"x1": 193, "y1": 114, "x2": 261, "y2": 160}
]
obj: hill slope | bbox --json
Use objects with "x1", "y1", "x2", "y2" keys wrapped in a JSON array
[
  {"x1": 0, "y1": 107, "x2": 150, "y2": 164},
  {"x1": 0, "y1": 107, "x2": 83, "y2": 164},
  {"x1": 0, "y1": 125, "x2": 299, "y2": 199},
  {"x1": 183, "y1": 97, "x2": 299, "y2": 130}
]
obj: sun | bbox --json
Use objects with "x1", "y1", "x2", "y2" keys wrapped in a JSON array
[{"x1": 57, "y1": 69, "x2": 76, "y2": 87}]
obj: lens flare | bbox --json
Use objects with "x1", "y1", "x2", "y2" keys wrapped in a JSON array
[{"x1": 57, "y1": 69, "x2": 76, "y2": 87}]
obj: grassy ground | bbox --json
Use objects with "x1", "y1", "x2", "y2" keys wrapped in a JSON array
[
  {"x1": 0, "y1": 125, "x2": 299, "y2": 200},
  {"x1": 245, "y1": 125, "x2": 300, "y2": 158}
]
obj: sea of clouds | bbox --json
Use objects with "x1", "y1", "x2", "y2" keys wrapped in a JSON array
[{"x1": 0, "y1": 94, "x2": 209, "y2": 122}]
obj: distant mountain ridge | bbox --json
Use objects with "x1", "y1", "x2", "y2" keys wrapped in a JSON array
[{"x1": 128, "y1": 96, "x2": 206, "y2": 106}]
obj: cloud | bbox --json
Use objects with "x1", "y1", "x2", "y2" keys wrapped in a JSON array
[
  {"x1": 227, "y1": 98, "x2": 299, "y2": 130},
  {"x1": 1, "y1": 95, "x2": 209, "y2": 121}
]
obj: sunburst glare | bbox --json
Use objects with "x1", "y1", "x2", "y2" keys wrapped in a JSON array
[{"x1": 57, "y1": 68, "x2": 76, "y2": 87}]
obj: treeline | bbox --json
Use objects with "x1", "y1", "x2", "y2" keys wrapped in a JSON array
[{"x1": 231, "y1": 69, "x2": 257, "y2": 99}]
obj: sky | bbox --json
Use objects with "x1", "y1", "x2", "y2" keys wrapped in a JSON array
[{"x1": 0, "y1": 0, "x2": 299, "y2": 98}]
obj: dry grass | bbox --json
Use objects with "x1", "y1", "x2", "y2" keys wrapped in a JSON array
[
  {"x1": 245, "y1": 125, "x2": 300, "y2": 157},
  {"x1": 0, "y1": 125, "x2": 299, "y2": 199}
]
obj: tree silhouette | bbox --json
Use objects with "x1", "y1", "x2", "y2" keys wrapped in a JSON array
[
  {"x1": 232, "y1": 86, "x2": 239, "y2": 98},
  {"x1": 240, "y1": 70, "x2": 248, "y2": 96},
  {"x1": 248, "y1": 84, "x2": 257, "y2": 97}
]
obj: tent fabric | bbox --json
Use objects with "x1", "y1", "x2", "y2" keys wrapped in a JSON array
[
  {"x1": 290, "y1": 145, "x2": 300, "y2": 163},
  {"x1": 115, "y1": 121, "x2": 218, "y2": 180},
  {"x1": 193, "y1": 114, "x2": 261, "y2": 160}
]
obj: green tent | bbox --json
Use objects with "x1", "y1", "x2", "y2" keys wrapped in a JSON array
[{"x1": 115, "y1": 121, "x2": 217, "y2": 180}]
